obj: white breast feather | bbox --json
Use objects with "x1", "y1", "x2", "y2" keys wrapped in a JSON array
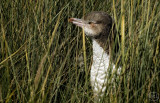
[{"x1": 90, "y1": 39, "x2": 121, "y2": 97}]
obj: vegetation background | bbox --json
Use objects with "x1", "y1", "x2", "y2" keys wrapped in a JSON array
[{"x1": 0, "y1": 0, "x2": 160, "y2": 102}]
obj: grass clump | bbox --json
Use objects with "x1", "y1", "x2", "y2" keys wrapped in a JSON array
[{"x1": 0, "y1": 0, "x2": 159, "y2": 102}]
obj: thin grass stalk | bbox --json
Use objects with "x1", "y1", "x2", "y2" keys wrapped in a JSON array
[
  {"x1": 121, "y1": 0, "x2": 125, "y2": 73},
  {"x1": 112, "y1": 0, "x2": 118, "y2": 31},
  {"x1": 82, "y1": 0, "x2": 88, "y2": 88},
  {"x1": 121, "y1": 0, "x2": 126, "y2": 102}
]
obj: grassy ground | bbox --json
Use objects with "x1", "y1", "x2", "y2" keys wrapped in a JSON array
[{"x1": 0, "y1": 0, "x2": 160, "y2": 103}]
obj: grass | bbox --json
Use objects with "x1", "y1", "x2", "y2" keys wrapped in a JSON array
[{"x1": 0, "y1": 0, "x2": 160, "y2": 102}]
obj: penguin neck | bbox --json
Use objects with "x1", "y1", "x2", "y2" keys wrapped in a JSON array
[{"x1": 92, "y1": 39, "x2": 110, "y2": 68}]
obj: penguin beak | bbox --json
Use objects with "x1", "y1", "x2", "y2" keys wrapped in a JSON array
[{"x1": 69, "y1": 18, "x2": 86, "y2": 28}]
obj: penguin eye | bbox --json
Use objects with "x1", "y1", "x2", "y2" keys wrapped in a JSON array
[{"x1": 88, "y1": 21, "x2": 93, "y2": 24}]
